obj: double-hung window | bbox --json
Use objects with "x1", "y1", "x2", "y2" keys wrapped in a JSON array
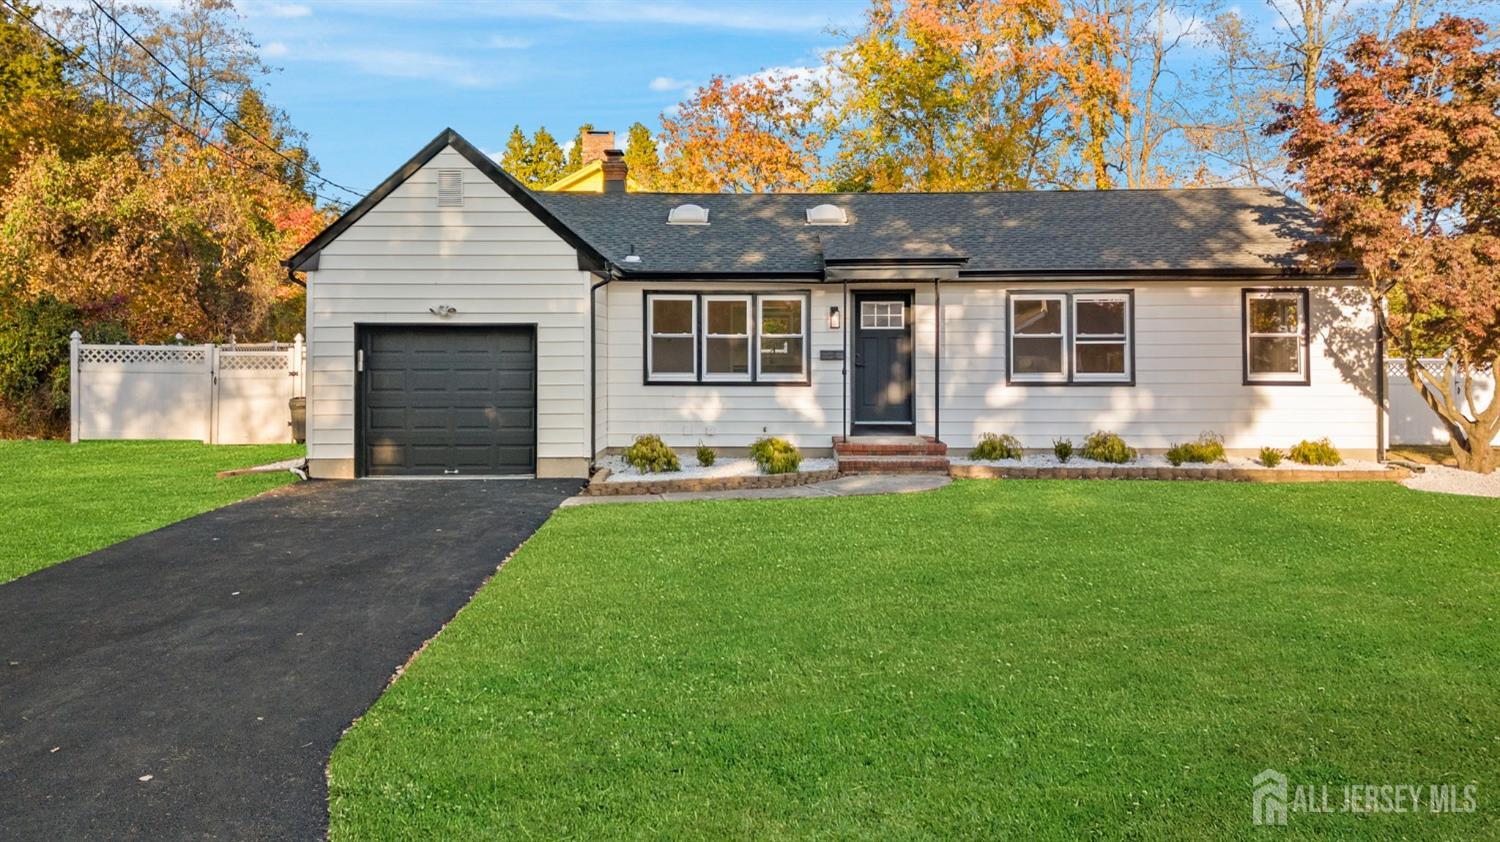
[
  {"x1": 756, "y1": 296, "x2": 807, "y2": 382},
  {"x1": 644, "y1": 292, "x2": 809, "y2": 384},
  {"x1": 1008, "y1": 291, "x2": 1132, "y2": 385},
  {"x1": 647, "y1": 295, "x2": 697, "y2": 381},
  {"x1": 1072, "y1": 294, "x2": 1130, "y2": 381},
  {"x1": 1243, "y1": 289, "x2": 1309, "y2": 384},
  {"x1": 702, "y1": 295, "x2": 752, "y2": 381}
]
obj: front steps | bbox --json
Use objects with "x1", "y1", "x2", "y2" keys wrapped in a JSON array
[{"x1": 834, "y1": 435, "x2": 950, "y2": 474}]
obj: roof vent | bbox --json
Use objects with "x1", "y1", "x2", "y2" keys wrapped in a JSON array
[
  {"x1": 667, "y1": 203, "x2": 709, "y2": 225},
  {"x1": 437, "y1": 169, "x2": 463, "y2": 207},
  {"x1": 805, "y1": 204, "x2": 848, "y2": 225}
]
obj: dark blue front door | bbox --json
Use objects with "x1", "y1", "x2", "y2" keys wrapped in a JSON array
[{"x1": 852, "y1": 292, "x2": 914, "y2": 431}]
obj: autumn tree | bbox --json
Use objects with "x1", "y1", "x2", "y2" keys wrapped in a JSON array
[
  {"x1": 623, "y1": 121, "x2": 661, "y2": 189},
  {"x1": 1275, "y1": 16, "x2": 1500, "y2": 472},
  {"x1": 658, "y1": 72, "x2": 822, "y2": 192},
  {"x1": 566, "y1": 121, "x2": 593, "y2": 170},
  {"x1": 528, "y1": 126, "x2": 567, "y2": 186}
]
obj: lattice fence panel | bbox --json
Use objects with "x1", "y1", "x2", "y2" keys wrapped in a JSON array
[{"x1": 79, "y1": 346, "x2": 208, "y2": 367}]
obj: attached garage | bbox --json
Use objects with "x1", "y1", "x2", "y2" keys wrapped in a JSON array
[{"x1": 357, "y1": 325, "x2": 537, "y2": 477}]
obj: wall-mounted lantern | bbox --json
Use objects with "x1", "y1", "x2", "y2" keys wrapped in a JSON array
[
  {"x1": 429, "y1": 305, "x2": 458, "y2": 318},
  {"x1": 828, "y1": 305, "x2": 842, "y2": 330}
]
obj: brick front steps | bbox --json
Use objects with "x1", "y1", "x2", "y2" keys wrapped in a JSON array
[
  {"x1": 950, "y1": 463, "x2": 1413, "y2": 482},
  {"x1": 586, "y1": 467, "x2": 841, "y2": 496},
  {"x1": 835, "y1": 436, "x2": 951, "y2": 475}
]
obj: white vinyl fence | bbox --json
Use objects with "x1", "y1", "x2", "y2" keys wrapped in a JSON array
[
  {"x1": 69, "y1": 332, "x2": 304, "y2": 445},
  {"x1": 1386, "y1": 358, "x2": 1497, "y2": 447}
]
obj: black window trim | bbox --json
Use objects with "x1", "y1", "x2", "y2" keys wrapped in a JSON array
[
  {"x1": 642, "y1": 289, "x2": 812, "y2": 386},
  {"x1": 1242, "y1": 287, "x2": 1312, "y2": 387},
  {"x1": 1004, "y1": 288, "x2": 1136, "y2": 387}
]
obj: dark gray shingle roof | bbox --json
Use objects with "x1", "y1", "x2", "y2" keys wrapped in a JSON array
[{"x1": 533, "y1": 188, "x2": 1324, "y2": 277}]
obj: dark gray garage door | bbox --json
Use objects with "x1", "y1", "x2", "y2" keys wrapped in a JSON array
[{"x1": 358, "y1": 326, "x2": 536, "y2": 477}]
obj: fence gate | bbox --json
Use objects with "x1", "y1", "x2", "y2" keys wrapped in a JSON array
[{"x1": 70, "y1": 334, "x2": 303, "y2": 445}]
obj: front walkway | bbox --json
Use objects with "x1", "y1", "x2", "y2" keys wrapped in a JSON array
[{"x1": 0, "y1": 479, "x2": 580, "y2": 841}]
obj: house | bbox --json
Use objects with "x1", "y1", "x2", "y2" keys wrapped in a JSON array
[
  {"x1": 542, "y1": 130, "x2": 643, "y2": 193},
  {"x1": 285, "y1": 128, "x2": 1381, "y2": 479}
]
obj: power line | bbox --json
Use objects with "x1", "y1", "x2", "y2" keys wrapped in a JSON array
[
  {"x1": 1, "y1": 0, "x2": 354, "y2": 211},
  {"x1": 85, "y1": 0, "x2": 367, "y2": 200}
]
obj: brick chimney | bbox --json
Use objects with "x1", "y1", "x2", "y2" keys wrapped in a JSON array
[
  {"x1": 601, "y1": 149, "x2": 628, "y2": 193},
  {"x1": 581, "y1": 130, "x2": 615, "y2": 165}
]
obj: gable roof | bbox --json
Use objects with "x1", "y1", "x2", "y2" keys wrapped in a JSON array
[
  {"x1": 542, "y1": 159, "x2": 645, "y2": 193},
  {"x1": 534, "y1": 189, "x2": 1337, "y2": 279},
  {"x1": 284, "y1": 128, "x2": 606, "y2": 273},
  {"x1": 288, "y1": 128, "x2": 1341, "y2": 281}
]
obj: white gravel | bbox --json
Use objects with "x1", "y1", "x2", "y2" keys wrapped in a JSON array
[
  {"x1": 599, "y1": 455, "x2": 837, "y2": 483},
  {"x1": 1401, "y1": 464, "x2": 1500, "y2": 498},
  {"x1": 950, "y1": 453, "x2": 1387, "y2": 472}
]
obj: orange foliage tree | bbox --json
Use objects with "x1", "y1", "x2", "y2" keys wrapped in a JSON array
[
  {"x1": 1276, "y1": 17, "x2": 1500, "y2": 472},
  {"x1": 657, "y1": 71, "x2": 824, "y2": 192}
]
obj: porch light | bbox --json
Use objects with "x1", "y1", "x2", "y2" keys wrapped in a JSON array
[{"x1": 828, "y1": 305, "x2": 841, "y2": 330}]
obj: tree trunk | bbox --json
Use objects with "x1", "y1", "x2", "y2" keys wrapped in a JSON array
[{"x1": 1408, "y1": 359, "x2": 1499, "y2": 474}]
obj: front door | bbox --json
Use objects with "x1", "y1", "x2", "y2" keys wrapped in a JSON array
[{"x1": 852, "y1": 292, "x2": 914, "y2": 432}]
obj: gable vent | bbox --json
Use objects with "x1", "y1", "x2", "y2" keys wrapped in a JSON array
[
  {"x1": 667, "y1": 203, "x2": 709, "y2": 225},
  {"x1": 437, "y1": 169, "x2": 464, "y2": 207},
  {"x1": 805, "y1": 204, "x2": 848, "y2": 225}
]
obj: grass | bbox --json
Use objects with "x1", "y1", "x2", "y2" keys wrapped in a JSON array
[
  {"x1": 329, "y1": 481, "x2": 1499, "y2": 840},
  {"x1": 0, "y1": 440, "x2": 304, "y2": 583}
]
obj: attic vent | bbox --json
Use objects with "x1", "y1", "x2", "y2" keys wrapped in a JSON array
[
  {"x1": 667, "y1": 203, "x2": 709, "y2": 225},
  {"x1": 437, "y1": 169, "x2": 464, "y2": 207},
  {"x1": 805, "y1": 204, "x2": 847, "y2": 225}
]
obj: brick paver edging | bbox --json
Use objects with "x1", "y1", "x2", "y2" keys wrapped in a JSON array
[
  {"x1": 950, "y1": 464, "x2": 1413, "y2": 482},
  {"x1": 586, "y1": 467, "x2": 842, "y2": 496}
]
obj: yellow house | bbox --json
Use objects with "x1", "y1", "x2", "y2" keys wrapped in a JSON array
[{"x1": 543, "y1": 130, "x2": 642, "y2": 193}]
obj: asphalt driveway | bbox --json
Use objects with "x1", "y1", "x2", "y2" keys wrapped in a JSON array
[{"x1": 0, "y1": 478, "x2": 580, "y2": 841}]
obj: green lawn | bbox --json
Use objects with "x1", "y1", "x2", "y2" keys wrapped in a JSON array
[
  {"x1": 0, "y1": 440, "x2": 304, "y2": 583},
  {"x1": 329, "y1": 481, "x2": 1499, "y2": 840}
]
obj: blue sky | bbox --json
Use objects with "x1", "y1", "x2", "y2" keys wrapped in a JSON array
[{"x1": 238, "y1": 0, "x2": 866, "y2": 197}]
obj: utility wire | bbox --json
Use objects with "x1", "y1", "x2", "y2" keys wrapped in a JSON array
[
  {"x1": 2, "y1": 0, "x2": 354, "y2": 210},
  {"x1": 85, "y1": 0, "x2": 367, "y2": 200}
]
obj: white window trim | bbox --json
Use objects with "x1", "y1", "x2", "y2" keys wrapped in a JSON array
[
  {"x1": 755, "y1": 295, "x2": 808, "y2": 382},
  {"x1": 646, "y1": 294, "x2": 697, "y2": 382},
  {"x1": 1072, "y1": 293, "x2": 1132, "y2": 383},
  {"x1": 1009, "y1": 293, "x2": 1069, "y2": 383},
  {"x1": 1245, "y1": 291, "x2": 1308, "y2": 383},
  {"x1": 701, "y1": 295, "x2": 753, "y2": 383}
]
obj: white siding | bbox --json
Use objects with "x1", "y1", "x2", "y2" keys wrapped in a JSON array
[
  {"x1": 305, "y1": 146, "x2": 591, "y2": 477},
  {"x1": 940, "y1": 282, "x2": 1379, "y2": 453},
  {"x1": 600, "y1": 281, "x2": 1380, "y2": 456}
]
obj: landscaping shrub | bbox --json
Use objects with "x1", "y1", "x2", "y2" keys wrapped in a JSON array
[
  {"x1": 1052, "y1": 437, "x2": 1074, "y2": 463},
  {"x1": 970, "y1": 432, "x2": 1023, "y2": 461},
  {"x1": 696, "y1": 443, "x2": 716, "y2": 467},
  {"x1": 1080, "y1": 431, "x2": 1136, "y2": 463},
  {"x1": 750, "y1": 436, "x2": 802, "y2": 474},
  {"x1": 1259, "y1": 447, "x2": 1283, "y2": 468},
  {"x1": 1165, "y1": 431, "x2": 1226, "y2": 466},
  {"x1": 623, "y1": 434, "x2": 680, "y2": 473},
  {"x1": 1288, "y1": 438, "x2": 1342, "y2": 466}
]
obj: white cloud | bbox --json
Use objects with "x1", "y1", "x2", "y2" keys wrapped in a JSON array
[
  {"x1": 648, "y1": 75, "x2": 694, "y2": 92},
  {"x1": 265, "y1": 3, "x2": 312, "y2": 18},
  {"x1": 447, "y1": 0, "x2": 848, "y2": 34},
  {"x1": 261, "y1": 40, "x2": 290, "y2": 59},
  {"x1": 486, "y1": 34, "x2": 533, "y2": 49}
]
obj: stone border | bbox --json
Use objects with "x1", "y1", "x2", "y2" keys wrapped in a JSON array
[
  {"x1": 586, "y1": 467, "x2": 842, "y2": 496},
  {"x1": 949, "y1": 463, "x2": 1412, "y2": 482}
]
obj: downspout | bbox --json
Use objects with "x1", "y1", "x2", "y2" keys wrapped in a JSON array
[
  {"x1": 842, "y1": 279, "x2": 849, "y2": 440},
  {"x1": 934, "y1": 278, "x2": 942, "y2": 443},
  {"x1": 589, "y1": 270, "x2": 615, "y2": 470},
  {"x1": 1375, "y1": 316, "x2": 1386, "y2": 462}
]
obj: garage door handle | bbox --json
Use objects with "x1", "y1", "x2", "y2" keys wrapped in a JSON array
[{"x1": 356, "y1": 349, "x2": 364, "y2": 372}]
